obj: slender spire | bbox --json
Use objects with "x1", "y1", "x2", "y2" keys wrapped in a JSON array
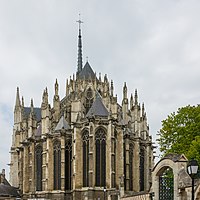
[
  {"x1": 76, "y1": 14, "x2": 83, "y2": 74},
  {"x1": 55, "y1": 79, "x2": 59, "y2": 96},
  {"x1": 15, "y1": 87, "x2": 21, "y2": 107}
]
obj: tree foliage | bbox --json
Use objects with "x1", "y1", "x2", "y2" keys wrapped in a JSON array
[{"x1": 159, "y1": 105, "x2": 200, "y2": 163}]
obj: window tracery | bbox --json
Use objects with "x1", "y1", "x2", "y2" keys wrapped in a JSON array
[
  {"x1": 82, "y1": 131, "x2": 89, "y2": 187},
  {"x1": 53, "y1": 140, "x2": 61, "y2": 190},
  {"x1": 35, "y1": 145, "x2": 43, "y2": 191},
  {"x1": 95, "y1": 128, "x2": 106, "y2": 187}
]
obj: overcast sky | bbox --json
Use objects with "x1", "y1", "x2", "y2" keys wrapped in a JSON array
[{"x1": 0, "y1": 0, "x2": 200, "y2": 178}]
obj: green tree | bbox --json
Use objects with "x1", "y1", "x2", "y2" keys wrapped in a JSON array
[{"x1": 159, "y1": 105, "x2": 200, "y2": 163}]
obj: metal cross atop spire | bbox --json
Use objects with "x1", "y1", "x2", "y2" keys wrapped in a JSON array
[
  {"x1": 77, "y1": 14, "x2": 83, "y2": 73},
  {"x1": 76, "y1": 14, "x2": 83, "y2": 31}
]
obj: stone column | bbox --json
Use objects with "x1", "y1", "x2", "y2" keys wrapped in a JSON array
[
  {"x1": 116, "y1": 129, "x2": 124, "y2": 196},
  {"x1": 30, "y1": 142, "x2": 35, "y2": 192},
  {"x1": 106, "y1": 122, "x2": 111, "y2": 189},
  {"x1": 23, "y1": 144, "x2": 29, "y2": 193},
  {"x1": 89, "y1": 124, "x2": 94, "y2": 187},
  {"x1": 133, "y1": 139, "x2": 140, "y2": 192},
  {"x1": 47, "y1": 136, "x2": 53, "y2": 191}
]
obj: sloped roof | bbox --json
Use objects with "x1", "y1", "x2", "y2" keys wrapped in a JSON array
[
  {"x1": 55, "y1": 116, "x2": 71, "y2": 131},
  {"x1": 78, "y1": 62, "x2": 96, "y2": 80},
  {"x1": 86, "y1": 96, "x2": 109, "y2": 118},
  {"x1": 0, "y1": 184, "x2": 20, "y2": 197},
  {"x1": 24, "y1": 107, "x2": 41, "y2": 122}
]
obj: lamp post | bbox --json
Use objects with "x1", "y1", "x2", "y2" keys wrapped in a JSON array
[{"x1": 187, "y1": 159, "x2": 199, "y2": 200}]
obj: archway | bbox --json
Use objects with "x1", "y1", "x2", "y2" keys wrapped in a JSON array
[
  {"x1": 152, "y1": 153, "x2": 188, "y2": 200},
  {"x1": 159, "y1": 167, "x2": 174, "y2": 199}
]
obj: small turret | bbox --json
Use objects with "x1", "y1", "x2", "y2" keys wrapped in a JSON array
[
  {"x1": 30, "y1": 98, "x2": 34, "y2": 114},
  {"x1": 14, "y1": 87, "x2": 22, "y2": 125},
  {"x1": 130, "y1": 93, "x2": 133, "y2": 109},
  {"x1": 66, "y1": 79, "x2": 69, "y2": 96},
  {"x1": 123, "y1": 82, "x2": 128, "y2": 100},
  {"x1": 111, "y1": 80, "x2": 114, "y2": 97},
  {"x1": 134, "y1": 89, "x2": 138, "y2": 106},
  {"x1": 53, "y1": 79, "x2": 60, "y2": 122},
  {"x1": 99, "y1": 73, "x2": 101, "y2": 82},
  {"x1": 15, "y1": 87, "x2": 21, "y2": 108}
]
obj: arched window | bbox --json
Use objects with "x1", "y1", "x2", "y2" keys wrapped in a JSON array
[
  {"x1": 129, "y1": 143, "x2": 134, "y2": 191},
  {"x1": 35, "y1": 145, "x2": 43, "y2": 191},
  {"x1": 82, "y1": 130, "x2": 89, "y2": 187},
  {"x1": 85, "y1": 88, "x2": 93, "y2": 114},
  {"x1": 140, "y1": 147, "x2": 145, "y2": 191},
  {"x1": 54, "y1": 140, "x2": 61, "y2": 190},
  {"x1": 65, "y1": 139, "x2": 72, "y2": 190},
  {"x1": 95, "y1": 128, "x2": 106, "y2": 187}
]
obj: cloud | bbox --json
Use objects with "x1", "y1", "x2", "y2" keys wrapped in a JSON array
[{"x1": 0, "y1": 0, "x2": 200, "y2": 174}]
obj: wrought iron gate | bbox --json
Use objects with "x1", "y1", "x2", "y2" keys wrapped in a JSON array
[{"x1": 159, "y1": 176, "x2": 174, "y2": 200}]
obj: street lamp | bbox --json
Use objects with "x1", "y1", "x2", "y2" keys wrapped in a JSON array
[{"x1": 187, "y1": 159, "x2": 199, "y2": 200}]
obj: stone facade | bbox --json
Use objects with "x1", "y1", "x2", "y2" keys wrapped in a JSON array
[{"x1": 10, "y1": 25, "x2": 154, "y2": 200}]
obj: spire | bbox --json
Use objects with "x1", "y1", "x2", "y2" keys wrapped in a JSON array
[
  {"x1": 130, "y1": 93, "x2": 133, "y2": 108},
  {"x1": 55, "y1": 79, "x2": 59, "y2": 96},
  {"x1": 111, "y1": 80, "x2": 114, "y2": 96},
  {"x1": 123, "y1": 82, "x2": 127, "y2": 99},
  {"x1": 15, "y1": 87, "x2": 21, "y2": 107},
  {"x1": 134, "y1": 89, "x2": 138, "y2": 105},
  {"x1": 76, "y1": 14, "x2": 83, "y2": 74},
  {"x1": 30, "y1": 98, "x2": 34, "y2": 113}
]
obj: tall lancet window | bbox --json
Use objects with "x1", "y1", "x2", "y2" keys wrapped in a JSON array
[
  {"x1": 129, "y1": 143, "x2": 134, "y2": 191},
  {"x1": 85, "y1": 88, "x2": 93, "y2": 114},
  {"x1": 95, "y1": 128, "x2": 106, "y2": 187},
  {"x1": 54, "y1": 140, "x2": 61, "y2": 190},
  {"x1": 65, "y1": 139, "x2": 72, "y2": 190},
  {"x1": 35, "y1": 145, "x2": 43, "y2": 191},
  {"x1": 82, "y1": 130, "x2": 89, "y2": 187},
  {"x1": 140, "y1": 147, "x2": 145, "y2": 191}
]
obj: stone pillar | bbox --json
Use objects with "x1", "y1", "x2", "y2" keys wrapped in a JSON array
[
  {"x1": 89, "y1": 124, "x2": 94, "y2": 187},
  {"x1": 30, "y1": 142, "x2": 35, "y2": 192},
  {"x1": 133, "y1": 139, "x2": 140, "y2": 192},
  {"x1": 23, "y1": 144, "x2": 29, "y2": 193},
  {"x1": 106, "y1": 122, "x2": 111, "y2": 188},
  {"x1": 43, "y1": 140, "x2": 47, "y2": 191},
  {"x1": 116, "y1": 129, "x2": 124, "y2": 195},
  {"x1": 47, "y1": 136, "x2": 53, "y2": 191}
]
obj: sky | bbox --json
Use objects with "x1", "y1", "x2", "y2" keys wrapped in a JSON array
[{"x1": 0, "y1": 0, "x2": 200, "y2": 179}]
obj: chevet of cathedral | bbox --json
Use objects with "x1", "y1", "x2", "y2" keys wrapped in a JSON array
[{"x1": 10, "y1": 20, "x2": 154, "y2": 200}]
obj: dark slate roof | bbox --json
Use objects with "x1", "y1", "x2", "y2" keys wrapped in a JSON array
[
  {"x1": 24, "y1": 107, "x2": 41, "y2": 122},
  {"x1": 86, "y1": 95, "x2": 109, "y2": 118},
  {"x1": 163, "y1": 153, "x2": 186, "y2": 162},
  {"x1": 0, "y1": 184, "x2": 20, "y2": 197},
  {"x1": 78, "y1": 62, "x2": 96, "y2": 80},
  {"x1": 55, "y1": 116, "x2": 71, "y2": 131}
]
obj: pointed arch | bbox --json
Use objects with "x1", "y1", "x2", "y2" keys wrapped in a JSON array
[
  {"x1": 53, "y1": 140, "x2": 61, "y2": 190},
  {"x1": 95, "y1": 128, "x2": 106, "y2": 187},
  {"x1": 35, "y1": 145, "x2": 43, "y2": 191},
  {"x1": 82, "y1": 130, "x2": 89, "y2": 187}
]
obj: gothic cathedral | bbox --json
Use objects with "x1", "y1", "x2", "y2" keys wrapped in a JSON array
[{"x1": 10, "y1": 23, "x2": 154, "y2": 200}]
